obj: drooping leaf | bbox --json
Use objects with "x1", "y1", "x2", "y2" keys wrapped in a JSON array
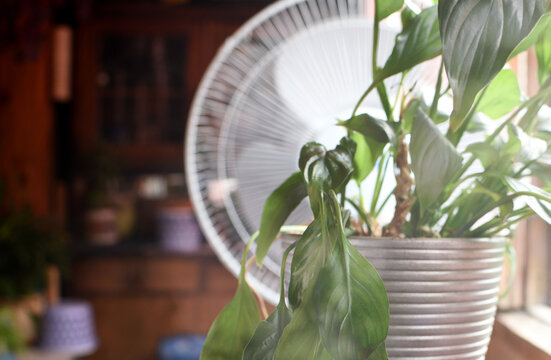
[
  {"x1": 274, "y1": 285, "x2": 333, "y2": 360},
  {"x1": 410, "y1": 110, "x2": 462, "y2": 212},
  {"x1": 314, "y1": 192, "x2": 389, "y2": 359},
  {"x1": 200, "y1": 280, "x2": 261, "y2": 360},
  {"x1": 299, "y1": 138, "x2": 356, "y2": 193},
  {"x1": 505, "y1": 177, "x2": 551, "y2": 224},
  {"x1": 536, "y1": 16, "x2": 551, "y2": 85},
  {"x1": 244, "y1": 242, "x2": 296, "y2": 360},
  {"x1": 439, "y1": 0, "x2": 550, "y2": 131},
  {"x1": 378, "y1": 6, "x2": 441, "y2": 81},
  {"x1": 477, "y1": 70, "x2": 521, "y2": 119},
  {"x1": 288, "y1": 219, "x2": 329, "y2": 309},
  {"x1": 256, "y1": 172, "x2": 307, "y2": 266},
  {"x1": 376, "y1": 0, "x2": 404, "y2": 21},
  {"x1": 243, "y1": 304, "x2": 292, "y2": 360},
  {"x1": 367, "y1": 343, "x2": 388, "y2": 360}
]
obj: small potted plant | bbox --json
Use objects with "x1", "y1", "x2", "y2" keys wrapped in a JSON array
[
  {"x1": 0, "y1": 184, "x2": 68, "y2": 345},
  {"x1": 199, "y1": 0, "x2": 551, "y2": 359}
]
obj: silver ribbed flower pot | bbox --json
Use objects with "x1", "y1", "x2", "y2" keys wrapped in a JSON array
[{"x1": 283, "y1": 236, "x2": 506, "y2": 360}]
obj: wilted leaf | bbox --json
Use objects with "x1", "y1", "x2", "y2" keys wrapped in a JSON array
[
  {"x1": 243, "y1": 297, "x2": 292, "y2": 360},
  {"x1": 299, "y1": 138, "x2": 356, "y2": 193},
  {"x1": 288, "y1": 219, "x2": 328, "y2": 309},
  {"x1": 439, "y1": 0, "x2": 549, "y2": 130},
  {"x1": 274, "y1": 285, "x2": 333, "y2": 360},
  {"x1": 256, "y1": 172, "x2": 307, "y2": 266},
  {"x1": 200, "y1": 280, "x2": 261, "y2": 360},
  {"x1": 314, "y1": 193, "x2": 389, "y2": 359}
]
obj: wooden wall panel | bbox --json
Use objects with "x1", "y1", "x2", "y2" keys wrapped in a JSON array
[{"x1": 0, "y1": 37, "x2": 54, "y2": 215}]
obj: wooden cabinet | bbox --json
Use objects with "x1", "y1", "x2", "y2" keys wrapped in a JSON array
[
  {"x1": 74, "y1": 2, "x2": 267, "y2": 173},
  {"x1": 72, "y1": 249, "x2": 238, "y2": 360}
]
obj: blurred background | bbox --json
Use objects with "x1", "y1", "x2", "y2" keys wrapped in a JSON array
[
  {"x1": 0, "y1": 0, "x2": 550, "y2": 360},
  {"x1": 0, "y1": 0, "x2": 271, "y2": 359}
]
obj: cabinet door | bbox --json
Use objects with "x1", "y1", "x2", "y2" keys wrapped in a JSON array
[{"x1": 75, "y1": 21, "x2": 199, "y2": 172}]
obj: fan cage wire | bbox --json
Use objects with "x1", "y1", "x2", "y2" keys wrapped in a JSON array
[{"x1": 185, "y1": 0, "x2": 417, "y2": 304}]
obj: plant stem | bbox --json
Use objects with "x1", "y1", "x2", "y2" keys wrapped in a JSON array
[
  {"x1": 279, "y1": 240, "x2": 296, "y2": 304},
  {"x1": 429, "y1": 58, "x2": 444, "y2": 119},
  {"x1": 384, "y1": 137, "x2": 415, "y2": 236}
]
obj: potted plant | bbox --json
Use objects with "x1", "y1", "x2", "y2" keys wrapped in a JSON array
[
  {"x1": 0, "y1": 184, "x2": 68, "y2": 344},
  {"x1": 200, "y1": 0, "x2": 551, "y2": 359},
  {"x1": 0, "y1": 307, "x2": 24, "y2": 360}
]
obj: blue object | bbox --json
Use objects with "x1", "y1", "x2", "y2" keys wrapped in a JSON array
[
  {"x1": 0, "y1": 353, "x2": 16, "y2": 360},
  {"x1": 158, "y1": 334, "x2": 206, "y2": 360}
]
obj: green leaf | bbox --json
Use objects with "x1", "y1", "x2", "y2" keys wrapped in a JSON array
[
  {"x1": 350, "y1": 132, "x2": 375, "y2": 183},
  {"x1": 367, "y1": 343, "x2": 388, "y2": 360},
  {"x1": 243, "y1": 302, "x2": 292, "y2": 360},
  {"x1": 376, "y1": 0, "x2": 404, "y2": 21},
  {"x1": 510, "y1": 12, "x2": 551, "y2": 59},
  {"x1": 299, "y1": 138, "x2": 356, "y2": 193},
  {"x1": 288, "y1": 219, "x2": 329, "y2": 309},
  {"x1": 536, "y1": 17, "x2": 551, "y2": 85},
  {"x1": 339, "y1": 114, "x2": 396, "y2": 145},
  {"x1": 505, "y1": 177, "x2": 551, "y2": 224},
  {"x1": 256, "y1": 172, "x2": 307, "y2": 266},
  {"x1": 477, "y1": 70, "x2": 521, "y2": 119},
  {"x1": 410, "y1": 110, "x2": 462, "y2": 212},
  {"x1": 466, "y1": 142, "x2": 500, "y2": 169},
  {"x1": 509, "y1": 124, "x2": 548, "y2": 163},
  {"x1": 274, "y1": 285, "x2": 333, "y2": 360},
  {"x1": 379, "y1": 6, "x2": 441, "y2": 81},
  {"x1": 439, "y1": 0, "x2": 549, "y2": 131},
  {"x1": 200, "y1": 280, "x2": 261, "y2": 360},
  {"x1": 314, "y1": 192, "x2": 389, "y2": 359}
]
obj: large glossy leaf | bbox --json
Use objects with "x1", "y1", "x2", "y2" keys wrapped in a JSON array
[
  {"x1": 314, "y1": 193, "x2": 389, "y2": 359},
  {"x1": 256, "y1": 172, "x2": 307, "y2": 266},
  {"x1": 505, "y1": 177, "x2": 551, "y2": 224},
  {"x1": 299, "y1": 138, "x2": 356, "y2": 193},
  {"x1": 200, "y1": 280, "x2": 261, "y2": 360},
  {"x1": 410, "y1": 110, "x2": 462, "y2": 212},
  {"x1": 477, "y1": 70, "x2": 521, "y2": 119},
  {"x1": 376, "y1": 0, "x2": 404, "y2": 21},
  {"x1": 536, "y1": 17, "x2": 551, "y2": 85},
  {"x1": 378, "y1": 6, "x2": 441, "y2": 81},
  {"x1": 439, "y1": 0, "x2": 549, "y2": 130},
  {"x1": 510, "y1": 12, "x2": 551, "y2": 59}
]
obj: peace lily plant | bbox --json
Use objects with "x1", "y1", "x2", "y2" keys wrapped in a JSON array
[{"x1": 200, "y1": 0, "x2": 551, "y2": 359}]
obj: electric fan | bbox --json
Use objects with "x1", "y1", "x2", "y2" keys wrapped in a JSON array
[{"x1": 185, "y1": 0, "x2": 433, "y2": 304}]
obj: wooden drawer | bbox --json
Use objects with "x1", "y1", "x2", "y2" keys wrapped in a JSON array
[{"x1": 73, "y1": 257, "x2": 201, "y2": 294}]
